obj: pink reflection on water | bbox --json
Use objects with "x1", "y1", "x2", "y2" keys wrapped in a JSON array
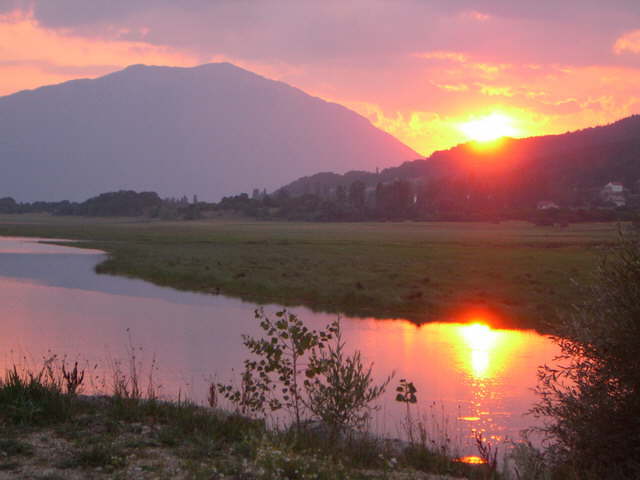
[
  {"x1": 0, "y1": 237, "x2": 103, "y2": 255},
  {"x1": 0, "y1": 236, "x2": 559, "y2": 454},
  {"x1": 334, "y1": 317, "x2": 557, "y2": 446}
]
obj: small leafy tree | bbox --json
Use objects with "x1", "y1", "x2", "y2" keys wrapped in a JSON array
[
  {"x1": 219, "y1": 310, "x2": 392, "y2": 437},
  {"x1": 396, "y1": 379, "x2": 417, "y2": 408},
  {"x1": 218, "y1": 309, "x2": 331, "y2": 426},
  {"x1": 533, "y1": 230, "x2": 640, "y2": 478},
  {"x1": 395, "y1": 379, "x2": 418, "y2": 442},
  {"x1": 304, "y1": 320, "x2": 392, "y2": 436}
]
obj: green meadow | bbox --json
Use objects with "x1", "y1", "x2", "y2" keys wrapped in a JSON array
[{"x1": 0, "y1": 215, "x2": 619, "y2": 331}]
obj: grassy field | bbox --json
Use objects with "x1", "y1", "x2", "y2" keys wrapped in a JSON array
[{"x1": 0, "y1": 215, "x2": 620, "y2": 331}]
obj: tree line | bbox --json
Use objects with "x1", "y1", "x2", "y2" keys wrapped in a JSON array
[
  {"x1": 0, "y1": 191, "x2": 167, "y2": 217},
  {"x1": 217, "y1": 178, "x2": 638, "y2": 224},
  {"x1": 2, "y1": 179, "x2": 638, "y2": 224}
]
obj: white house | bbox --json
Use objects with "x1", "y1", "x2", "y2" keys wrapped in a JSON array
[
  {"x1": 601, "y1": 182, "x2": 626, "y2": 207},
  {"x1": 603, "y1": 182, "x2": 624, "y2": 193},
  {"x1": 537, "y1": 200, "x2": 559, "y2": 210}
]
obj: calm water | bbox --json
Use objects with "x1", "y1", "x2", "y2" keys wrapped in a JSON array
[{"x1": 0, "y1": 237, "x2": 558, "y2": 454}]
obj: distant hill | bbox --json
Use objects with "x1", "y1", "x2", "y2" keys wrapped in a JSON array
[
  {"x1": 0, "y1": 63, "x2": 419, "y2": 201},
  {"x1": 281, "y1": 115, "x2": 640, "y2": 207}
]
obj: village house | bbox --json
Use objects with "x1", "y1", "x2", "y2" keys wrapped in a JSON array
[
  {"x1": 537, "y1": 200, "x2": 559, "y2": 210},
  {"x1": 600, "y1": 181, "x2": 626, "y2": 207}
]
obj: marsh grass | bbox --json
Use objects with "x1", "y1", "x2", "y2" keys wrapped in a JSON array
[
  {"x1": 0, "y1": 355, "x2": 491, "y2": 479},
  {"x1": 395, "y1": 389, "x2": 494, "y2": 478},
  {"x1": 0, "y1": 359, "x2": 74, "y2": 425},
  {"x1": 0, "y1": 217, "x2": 617, "y2": 330}
]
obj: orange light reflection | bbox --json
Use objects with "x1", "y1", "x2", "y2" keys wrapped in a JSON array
[
  {"x1": 458, "y1": 455, "x2": 486, "y2": 465},
  {"x1": 456, "y1": 320, "x2": 528, "y2": 380}
]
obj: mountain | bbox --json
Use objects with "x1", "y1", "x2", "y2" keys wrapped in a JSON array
[
  {"x1": 0, "y1": 63, "x2": 419, "y2": 201},
  {"x1": 281, "y1": 115, "x2": 640, "y2": 207}
]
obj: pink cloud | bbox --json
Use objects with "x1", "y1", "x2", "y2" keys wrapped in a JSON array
[
  {"x1": 614, "y1": 30, "x2": 640, "y2": 55},
  {"x1": 0, "y1": 9, "x2": 198, "y2": 95}
]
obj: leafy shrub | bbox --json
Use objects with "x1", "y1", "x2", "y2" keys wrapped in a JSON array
[
  {"x1": 219, "y1": 309, "x2": 391, "y2": 436},
  {"x1": 533, "y1": 230, "x2": 640, "y2": 478},
  {"x1": 507, "y1": 438, "x2": 550, "y2": 480},
  {"x1": 219, "y1": 309, "x2": 330, "y2": 423},
  {"x1": 304, "y1": 323, "x2": 391, "y2": 436}
]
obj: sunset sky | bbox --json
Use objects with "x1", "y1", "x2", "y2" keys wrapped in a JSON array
[{"x1": 2, "y1": 0, "x2": 640, "y2": 156}]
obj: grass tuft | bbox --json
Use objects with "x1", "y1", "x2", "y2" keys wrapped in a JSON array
[{"x1": 0, "y1": 363, "x2": 72, "y2": 426}]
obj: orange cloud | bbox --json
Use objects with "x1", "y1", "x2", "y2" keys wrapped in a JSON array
[
  {"x1": 332, "y1": 57, "x2": 640, "y2": 156},
  {"x1": 415, "y1": 50, "x2": 509, "y2": 80},
  {"x1": 468, "y1": 11, "x2": 491, "y2": 22},
  {"x1": 0, "y1": 10, "x2": 197, "y2": 95},
  {"x1": 433, "y1": 83, "x2": 470, "y2": 92},
  {"x1": 351, "y1": 105, "x2": 462, "y2": 156},
  {"x1": 225, "y1": 52, "x2": 640, "y2": 156},
  {"x1": 476, "y1": 83, "x2": 515, "y2": 97},
  {"x1": 414, "y1": 50, "x2": 468, "y2": 63},
  {"x1": 613, "y1": 30, "x2": 640, "y2": 54}
]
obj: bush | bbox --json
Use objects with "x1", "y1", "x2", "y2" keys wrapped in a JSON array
[
  {"x1": 218, "y1": 309, "x2": 330, "y2": 423},
  {"x1": 303, "y1": 323, "x2": 391, "y2": 436},
  {"x1": 533, "y1": 229, "x2": 640, "y2": 478},
  {"x1": 219, "y1": 310, "x2": 391, "y2": 436}
]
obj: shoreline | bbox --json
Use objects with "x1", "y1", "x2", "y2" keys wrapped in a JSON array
[
  {"x1": 0, "y1": 217, "x2": 613, "y2": 332},
  {"x1": 0, "y1": 363, "x2": 486, "y2": 479}
]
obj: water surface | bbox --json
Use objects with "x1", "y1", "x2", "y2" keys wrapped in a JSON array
[{"x1": 0, "y1": 237, "x2": 558, "y2": 454}]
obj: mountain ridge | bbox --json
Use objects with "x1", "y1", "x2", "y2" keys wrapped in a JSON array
[
  {"x1": 280, "y1": 115, "x2": 640, "y2": 204},
  {"x1": 0, "y1": 62, "x2": 419, "y2": 202}
]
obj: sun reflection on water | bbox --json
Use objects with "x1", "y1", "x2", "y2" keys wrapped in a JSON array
[
  {"x1": 458, "y1": 455, "x2": 486, "y2": 465},
  {"x1": 458, "y1": 322, "x2": 499, "y2": 379}
]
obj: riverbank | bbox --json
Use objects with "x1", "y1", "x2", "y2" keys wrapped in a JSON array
[
  {"x1": 0, "y1": 215, "x2": 617, "y2": 331},
  {"x1": 0, "y1": 362, "x2": 485, "y2": 480}
]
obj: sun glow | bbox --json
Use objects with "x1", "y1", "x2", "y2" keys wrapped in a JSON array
[
  {"x1": 459, "y1": 323, "x2": 499, "y2": 378},
  {"x1": 458, "y1": 455, "x2": 486, "y2": 465},
  {"x1": 459, "y1": 113, "x2": 519, "y2": 142}
]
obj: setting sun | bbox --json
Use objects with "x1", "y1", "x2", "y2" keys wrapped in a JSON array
[{"x1": 459, "y1": 113, "x2": 519, "y2": 142}]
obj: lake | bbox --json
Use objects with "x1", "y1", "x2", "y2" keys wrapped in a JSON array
[{"x1": 0, "y1": 236, "x2": 558, "y2": 457}]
